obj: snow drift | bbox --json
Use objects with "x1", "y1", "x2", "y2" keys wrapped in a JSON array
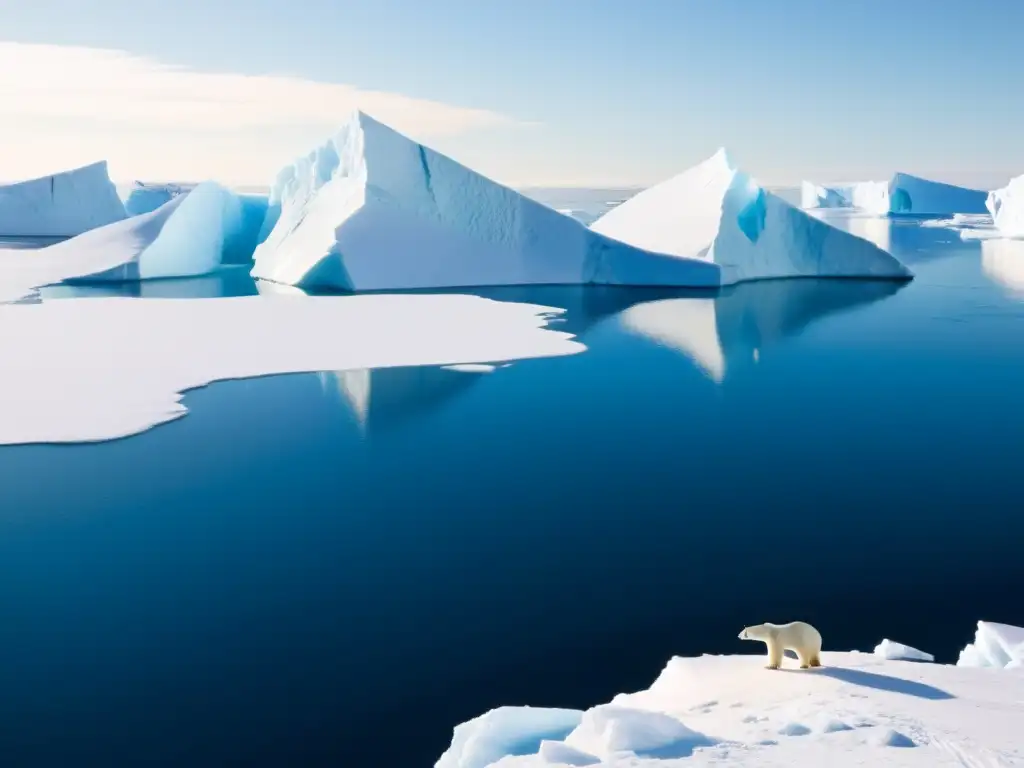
[
  {"x1": 957, "y1": 621, "x2": 1024, "y2": 669},
  {"x1": 0, "y1": 182, "x2": 265, "y2": 302},
  {"x1": 801, "y1": 174, "x2": 989, "y2": 216},
  {"x1": 986, "y1": 174, "x2": 1024, "y2": 237},
  {"x1": 251, "y1": 111, "x2": 723, "y2": 291},
  {"x1": 591, "y1": 150, "x2": 911, "y2": 285},
  {"x1": 0, "y1": 161, "x2": 126, "y2": 237},
  {"x1": 873, "y1": 639, "x2": 934, "y2": 663}
]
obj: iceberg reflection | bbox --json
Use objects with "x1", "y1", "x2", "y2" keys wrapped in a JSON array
[
  {"x1": 981, "y1": 239, "x2": 1024, "y2": 298},
  {"x1": 621, "y1": 279, "x2": 906, "y2": 382}
]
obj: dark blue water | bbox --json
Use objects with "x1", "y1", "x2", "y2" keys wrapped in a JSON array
[{"x1": 2, "y1": 216, "x2": 1024, "y2": 766}]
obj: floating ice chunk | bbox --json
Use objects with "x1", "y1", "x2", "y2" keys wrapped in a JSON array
[
  {"x1": 799, "y1": 180, "x2": 890, "y2": 214},
  {"x1": 591, "y1": 151, "x2": 910, "y2": 284},
  {"x1": 986, "y1": 175, "x2": 1024, "y2": 237},
  {"x1": 0, "y1": 161, "x2": 126, "y2": 236},
  {"x1": 435, "y1": 706, "x2": 583, "y2": 768},
  {"x1": 802, "y1": 175, "x2": 989, "y2": 216},
  {"x1": 0, "y1": 182, "x2": 262, "y2": 301},
  {"x1": 252, "y1": 111, "x2": 720, "y2": 291},
  {"x1": 957, "y1": 622, "x2": 1024, "y2": 669},
  {"x1": 0, "y1": 293, "x2": 583, "y2": 445},
  {"x1": 873, "y1": 639, "x2": 935, "y2": 662},
  {"x1": 564, "y1": 705, "x2": 712, "y2": 760}
]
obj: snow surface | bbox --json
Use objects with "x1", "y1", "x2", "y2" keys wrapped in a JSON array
[
  {"x1": 986, "y1": 175, "x2": 1024, "y2": 238},
  {"x1": 874, "y1": 640, "x2": 935, "y2": 663},
  {"x1": 445, "y1": 652, "x2": 1024, "y2": 767},
  {"x1": 0, "y1": 293, "x2": 582, "y2": 444},
  {"x1": 620, "y1": 279, "x2": 903, "y2": 382},
  {"x1": 0, "y1": 183, "x2": 265, "y2": 302},
  {"x1": 251, "y1": 111, "x2": 723, "y2": 291},
  {"x1": 591, "y1": 151, "x2": 910, "y2": 284},
  {"x1": 436, "y1": 707, "x2": 583, "y2": 768},
  {"x1": 957, "y1": 621, "x2": 1024, "y2": 669},
  {"x1": 800, "y1": 175, "x2": 989, "y2": 217},
  {"x1": 0, "y1": 161, "x2": 126, "y2": 237}
]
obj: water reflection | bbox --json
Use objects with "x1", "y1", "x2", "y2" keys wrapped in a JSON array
[
  {"x1": 38, "y1": 266, "x2": 260, "y2": 299},
  {"x1": 621, "y1": 279, "x2": 906, "y2": 382},
  {"x1": 981, "y1": 239, "x2": 1024, "y2": 298}
]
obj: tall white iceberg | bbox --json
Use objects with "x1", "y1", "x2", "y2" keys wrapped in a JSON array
[
  {"x1": 986, "y1": 174, "x2": 1024, "y2": 237},
  {"x1": 591, "y1": 150, "x2": 911, "y2": 285},
  {"x1": 957, "y1": 621, "x2": 1024, "y2": 669},
  {"x1": 801, "y1": 174, "x2": 989, "y2": 216},
  {"x1": 251, "y1": 111, "x2": 721, "y2": 291},
  {"x1": 0, "y1": 161, "x2": 126, "y2": 237}
]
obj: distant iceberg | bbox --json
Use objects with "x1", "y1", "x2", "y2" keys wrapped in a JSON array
[
  {"x1": 591, "y1": 150, "x2": 911, "y2": 284},
  {"x1": 957, "y1": 621, "x2": 1024, "y2": 669},
  {"x1": 986, "y1": 175, "x2": 1024, "y2": 237},
  {"x1": 801, "y1": 174, "x2": 989, "y2": 216},
  {"x1": 251, "y1": 111, "x2": 723, "y2": 291},
  {"x1": 0, "y1": 182, "x2": 264, "y2": 302},
  {"x1": 123, "y1": 181, "x2": 193, "y2": 216},
  {"x1": 0, "y1": 161, "x2": 126, "y2": 237}
]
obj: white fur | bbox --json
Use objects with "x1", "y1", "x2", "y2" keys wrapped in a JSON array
[{"x1": 739, "y1": 621, "x2": 823, "y2": 670}]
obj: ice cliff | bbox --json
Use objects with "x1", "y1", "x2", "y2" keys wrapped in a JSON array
[
  {"x1": 0, "y1": 161, "x2": 126, "y2": 237},
  {"x1": 251, "y1": 111, "x2": 720, "y2": 291},
  {"x1": 986, "y1": 174, "x2": 1024, "y2": 237},
  {"x1": 957, "y1": 621, "x2": 1024, "y2": 669},
  {"x1": 591, "y1": 150, "x2": 911, "y2": 285},
  {"x1": 801, "y1": 174, "x2": 989, "y2": 216}
]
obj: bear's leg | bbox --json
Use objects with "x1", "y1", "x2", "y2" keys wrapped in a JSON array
[
  {"x1": 809, "y1": 653, "x2": 822, "y2": 668},
  {"x1": 796, "y1": 648, "x2": 810, "y2": 669},
  {"x1": 766, "y1": 640, "x2": 783, "y2": 670}
]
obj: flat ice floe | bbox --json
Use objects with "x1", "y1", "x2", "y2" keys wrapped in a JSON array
[
  {"x1": 251, "y1": 110, "x2": 721, "y2": 290},
  {"x1": 591, "y1": 151, "x2": 910, "y2": 284},
  {"x1": 0, "y1": 293, "x2": 583, "y2": 445},
  {"x1": 800, "y1": 174, "x2": 989, "y2": 217},
  {"x1": 0, "y1": 161, "x2": 126, "y2": 237},
  {"x1": 444, "y1": 651, "x2": 1024, "y2": 767},
  {"x1": 0, "y1": 183, "x2": 264, "y2": 302}
]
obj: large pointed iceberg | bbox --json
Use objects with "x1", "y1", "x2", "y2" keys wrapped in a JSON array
[
  {"x1": 986, "y1": 174, "x2": 1024, "y2": 237},
  {"x1": 0, "y1": 161, "x2": 126, "y2": 237},
  {"x1": 0, "y1": 182, "x2": 264, "y2": 302},
  {"x1": 251, "y1": 111, "x2": 721, "y2": 291},
  {"x1": 591, "y1": 150, "x2": 911, "y2": 285},
  {"x1": 801, "y1": 174, "x2": 989, "y2": 216}
]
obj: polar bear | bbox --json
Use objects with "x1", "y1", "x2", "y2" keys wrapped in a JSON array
[{"x1": 739, "y1": 622, "x2": 822, "y2": 670}]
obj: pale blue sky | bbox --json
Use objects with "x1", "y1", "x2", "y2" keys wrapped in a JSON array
[{"x1": 2, "y1": 0, "x2": 1022, "y2": 187}]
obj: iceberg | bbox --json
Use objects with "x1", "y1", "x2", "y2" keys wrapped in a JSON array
[
  {"x1": 801, "y1": 174, "x2": 989, "y2": 216},
  {"x1": 0, "y1": 182, "x2": 267, "y2": 303},
  {"x1": 986, "y1": 174, "x2": 1024, "y2": 237},
  {"x1": 981, "y1": 238, "x2": 1024, "y2": 296},
  {"x1": 442, "y1": 651, "x2": 1024, "y2": 768},
  {"x1": 590, "y1": 150, "x2": 911, "y2": 284},
  {"x1": 251, "y1": 111, "x2": 721, "y2": 291},
  {"x1": 873, "y1": 639, "x2": 934, "y2": 663},
  {"x1": 435, "y1": 707, "x2": 583, "y2": 768},
  {"x1": 957, "y1": 621, "x2": 1024, "y2": 669},
  {"x1": 123, "y1": 182, "x2": 193, "y2": 216},
  {"x1": 0, "y1": 161, "x2": 126, "y2": 237},
  {"x1": 0, "y1": 293, "x2": 583, "y2": 445}
]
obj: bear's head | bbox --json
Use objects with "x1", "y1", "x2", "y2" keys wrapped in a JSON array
[{"x1": 738, "y1": 624, "x2": 771, "y2": 641}]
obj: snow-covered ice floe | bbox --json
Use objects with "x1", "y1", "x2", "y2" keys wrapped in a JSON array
[
  {"x1": 985, "y1": 174, "x2": 1024, "y2": 238},
  {"x1": 957, "y1": 621, "x2": 1024, "y2": 669},
  {"x1": 591, "y1": 150, "x2": 911, "y2": 284},
  {"x1": 436, "y1": 707, "x2": 583, "y2": 768},
  {"x1": 252, "y1": 111, "x2": 722, "y2": 291},
  {"x1": 800, "y1": 174, "x2": 989, "y2": 217},
  {"x1": 442, "y1": 652, "x2": 1024, "y2": 767},
  {"x1": 0, "y1": 293, "x2": 582, "y2": 444},
  {"x1": 0, "y1": 161, "x2": 126, "y2": 237},
  {"x1": 0, "y1": 182, "x2": 265, "y2": 302},
  {"x1": 873, "y1": 639, "x2": 934, "y2": 663}
]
